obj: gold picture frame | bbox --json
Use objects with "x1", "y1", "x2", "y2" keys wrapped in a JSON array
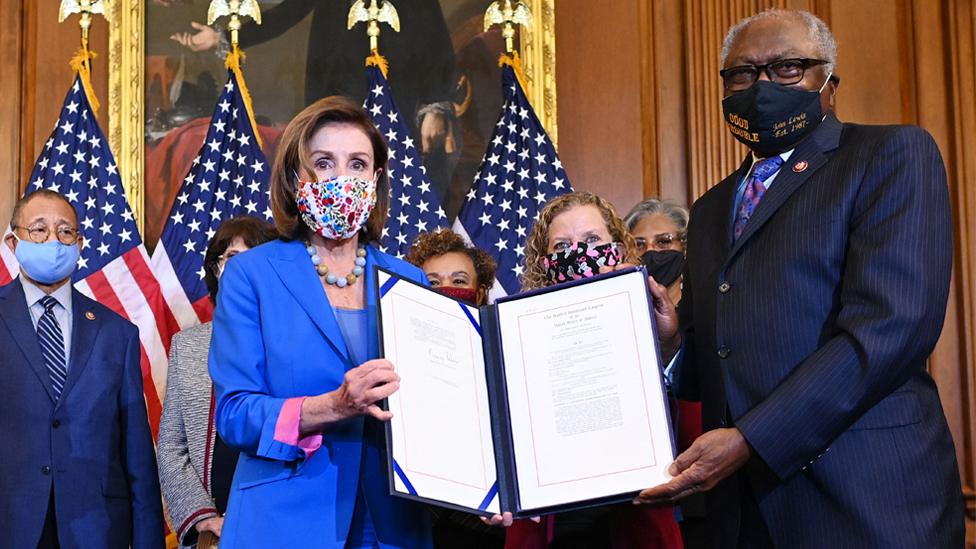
[{"x1": 107, "y1": 0, "x2": 558, "y2": 235}]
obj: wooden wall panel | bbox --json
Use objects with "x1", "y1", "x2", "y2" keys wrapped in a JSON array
[
  {"x1": 554, "y1": 0, "x2": 644, "y2": 215},
  {"x1": 0, "y1": 0, "x2": 109, "y2": 228},
  {"x1": 0, "y1": 0, "x2": 25, "y2": 228}
]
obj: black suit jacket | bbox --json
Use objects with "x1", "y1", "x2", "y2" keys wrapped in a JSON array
[
  {"x1": 678, "y1": 113, "x2": 964, "y2": 547},
  {"x1": 0, "y1": 279, "x2": 164, "y2": 548}
]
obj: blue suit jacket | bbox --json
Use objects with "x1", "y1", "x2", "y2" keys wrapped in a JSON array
[
  {"x1": 209, "y1": 239, "x2": 433, "y2": 548},
  {"x1": 0, "y1": 279, "x2": 165, "y2": 549},
  {"x1": 678, "y1": 113, "x2": 965, "y2": 547}
]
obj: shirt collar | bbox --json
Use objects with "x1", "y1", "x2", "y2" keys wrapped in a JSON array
[
  {"x1": 749, "y1": 149, "x2": 795, "y2": 172},
  {"x1": 20, "y1": 275, "x2": 74, "y2": 312}
]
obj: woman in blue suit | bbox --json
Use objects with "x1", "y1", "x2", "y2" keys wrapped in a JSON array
[{"x1": 208, "y1": 96, "x2": 432, "y2": 548}]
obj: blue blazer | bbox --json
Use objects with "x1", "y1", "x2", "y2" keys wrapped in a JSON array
[
  {"x1": 209, "y1": 239, "x2": 433, "y2": 549},
  {"x1": 678, "y1": 113, "x2": 964, "y2": 547},
  {"x1": 0, "y1": 279, "x2": 165, "y2": 549}
]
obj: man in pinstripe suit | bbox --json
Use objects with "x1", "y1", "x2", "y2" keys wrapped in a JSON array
[{"x1": 637, "y1": 9, "x2": 965, "y2": 548}]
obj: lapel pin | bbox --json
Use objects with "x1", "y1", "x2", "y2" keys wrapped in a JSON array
[
  {"x1": 85, "y1": 311, "x2": 96, "y2": 321},
  {"x1": 792, "y1": 160, "x2": 809, "y2": 173}
]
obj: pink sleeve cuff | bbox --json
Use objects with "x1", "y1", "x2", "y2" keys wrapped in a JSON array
[{"x1": 273, "y1": 397, "x2": 323, "y2": 459}]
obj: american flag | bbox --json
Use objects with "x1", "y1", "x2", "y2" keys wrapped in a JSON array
[
  {"x1": 0, "y1": 76, "x2": 178, "y2": 437},
  {"x1": 364, "y1": 64, "x2": 447, "y2": 257},
  {"x1": 149, "y1": 70, "x2": 272, "y2": 325},
  {"x1": 454, "y1": 64, "x2": 573, "y2": 296}
]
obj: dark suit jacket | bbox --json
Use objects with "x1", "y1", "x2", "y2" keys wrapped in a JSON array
[
  {"x1": 0, "y1": 279, "x2": 165, "y2": 549},
  {"x1": 677, "y1": 113, "x2": 964, "y2": 547}
]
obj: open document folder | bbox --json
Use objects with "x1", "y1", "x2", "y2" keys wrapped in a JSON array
[{"x1": 376, "y1": 266, "x2": 675, "y2": 518}]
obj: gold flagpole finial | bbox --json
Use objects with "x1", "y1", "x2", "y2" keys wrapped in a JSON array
[
  {"x1": 207, "y1": 0, "x2": 263, "y2": 49},
  {"x1": 484, "y1": 0, "x2": 532, "y2": 54},
  {"x1": 348, "y1": 0, "x2": 401, "y2": 54},
  {"x1": 58, "y1": 0, "x2": 106, "y2": 49}
]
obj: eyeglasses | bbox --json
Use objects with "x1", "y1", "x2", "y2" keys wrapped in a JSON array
[
  {"x1": 13, "y1": 224, "x2": 80, "y2": 245},
  {"x1": 210, "y1": 250, "x2": 242, "y2": 277},
  {"x1": 635, "y1": 233, "x2": 685, "y2": 253},
  {"x1": 720, "y1": 58, "x2": 829, "y2": 92}
]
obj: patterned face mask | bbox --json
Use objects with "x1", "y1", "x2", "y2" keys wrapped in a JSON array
[
  {"x1": 541, "y1": 241, "x2": 622, "y2": 284},
  {"x1": 295, "y1": 173, "x2": 378, "y2": 240}
]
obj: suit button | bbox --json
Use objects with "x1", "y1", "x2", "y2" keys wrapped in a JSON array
[
  {"x1": 52, "y1": 420, "x2": 61, "y2": 428},
  {"x1": 717, "y1": 346, "x2": 730, "y2": 358},
  {"x1": 718, "y1": 281, "x2": 730, "y2": 293},
  {"x1": 41, "y1": 466, "x2": 51, "y2": 475}
]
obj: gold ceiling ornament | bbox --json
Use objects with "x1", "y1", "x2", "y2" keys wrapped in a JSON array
[
  {"x1": 58, "y1": 0, "x2": 106, "y2": 47},
  {"x1": 518, "y1": 0, "x2": 557, "y2": 146},
  {"x1": 347, "y1": 0, "x2": 401, "y2": 53},
  {"x1": 484, "y1": 0, "x2": 532, "y2": 54},
  {"x1": 207, "y1": 0, "x2": 263, "y2": 48}
]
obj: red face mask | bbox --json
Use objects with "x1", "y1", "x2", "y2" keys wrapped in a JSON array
[{"x1": 436, "y1": 286, "x2": 480, "y2": 305}]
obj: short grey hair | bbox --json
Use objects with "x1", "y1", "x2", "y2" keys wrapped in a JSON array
[
  {"x1": 720, "y1": 9, "x2": 837, "y2": 74},
  {"x1": 624, "y1": 199, "x2": 689, "y2": 237}
]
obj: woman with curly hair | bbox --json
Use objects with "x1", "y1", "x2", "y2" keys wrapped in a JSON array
[
  {"x1": 495, "y1": 191, "x2": 684, "y2": 549},
  {"x1": 406, "y1": 229, "x2": 497, "y2": 307}
]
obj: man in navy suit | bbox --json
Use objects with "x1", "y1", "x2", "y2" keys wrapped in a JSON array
[
  {"x1": 0, "y1": 190, "x2": 164, "y2": 548},
  {"x1": 638, "y1": 9, "x2": 965, "y2": 548}
]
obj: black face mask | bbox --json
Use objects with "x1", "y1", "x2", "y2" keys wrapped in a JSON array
[
  {"x1": 721, "y1": 76, "x2": 831, "y2": 157},
  {"x1": 642, "y1": 250, "x2": 685, "y2": 287}
]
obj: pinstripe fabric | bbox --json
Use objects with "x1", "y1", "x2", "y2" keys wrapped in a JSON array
[
  {"x1": 37, "y1": 296, "x2": 67, "y2": 399},
  {"x1": 157, "y1": 322, "x2": 221, "y2": 547},
  {"x1": 677, "y1": 113, "x2": 965, "y2": 548}
]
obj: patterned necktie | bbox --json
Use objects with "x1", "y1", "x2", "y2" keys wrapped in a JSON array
[
  {"x1": 733, "y1": 156, "x2": 785, "y2": 241},
  {"x1": 37, "y1": 295, "x2": 68, "y2": 399}
]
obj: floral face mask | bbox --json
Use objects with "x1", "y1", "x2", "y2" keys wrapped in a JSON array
[
  {"x1": 541, "y1": 241, "x2": 622, "y2": 284},
  {"x1": 295, "y1": 173, "x2": 378, "y2": 240}
]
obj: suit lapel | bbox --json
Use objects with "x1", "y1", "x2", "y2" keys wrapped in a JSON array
[
  {"x1": 0, "y1": 280, "x2": 56, "y2": 403},
  {"x1": 364, "y1": 247, "x2": 388, "y2": 361},
  {"x1": 57, "y1": 290, "x2": 101, "y2": 407},
  {"x1": 728, "y1": 113, "x2": 843, "y2": 260},
  {"x1": 267, "y1": 240, "x2": 351, "y2": 363}
]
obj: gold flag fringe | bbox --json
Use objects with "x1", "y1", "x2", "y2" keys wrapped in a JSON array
[
  {"x1": 68, "y1": 46, "x2": 100, "y2": 113},
  {"x1": 365, "y1": 50, "x2": 390, "y2": 79},
  {"x1": 225, "y1": 44, "x2": 264, "y2": 149},
  {"x1": 498, "y1": 51, "x2": 529, "y2": 96}
]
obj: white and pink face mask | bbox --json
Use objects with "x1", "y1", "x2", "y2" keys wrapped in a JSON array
[{"x1": 295, "y1": 173, "x2": 378, "y2": 240}]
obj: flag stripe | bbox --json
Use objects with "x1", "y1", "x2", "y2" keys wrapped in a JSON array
[
  {"x1": 84, "y1": 268, "x2": 164, "y2": 437},
  {"x1": 192, "y1": 296, "x2": 214, "y2": 322},
  {"x1": 150, "y1": 240, "x2": 204, "y2": 328},
  {"x1": 0, "y1": 226, "x2": 16, "y2": 286},
  {"x1": 122, "y1": 247, "x2": 181, "y2": 352}
]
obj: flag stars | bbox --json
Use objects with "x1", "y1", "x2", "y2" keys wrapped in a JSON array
[
  {"x1": 99, "y1": 222, "x2": 113, "y2": 236},
  {"x1": 218, "y1": 100, "x2": 231, "y2": 112},
  {"x1": 97, "y1": 242, "x2": 111, "y2": 256},
  {"x1": 183, "y1": 239, "x2": 197, "y2": 253},
  {"x1": 66, "y1": 101, "x2": 79, "y2": 114},
  {"x1": 55, "y1": 142, "x2": 70, "y2": 156},
  {"x1": 193, "y1": 199, "x2": 206, "y2": 212},
  {"x1": 59, "y1": 120, "x2": 74, "y2": 134},
  {"x1": 188, "y1": 219, "x2": 201, "y2": 233},
  {"x1": 495, "y1": 238, "x2": 508, "y2": 252}
]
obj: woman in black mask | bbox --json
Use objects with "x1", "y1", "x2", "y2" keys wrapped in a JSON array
[{"x1": 624, "y1": 199, "x2": 688, "y2": 306}]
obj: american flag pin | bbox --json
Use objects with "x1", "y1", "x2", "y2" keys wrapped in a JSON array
[
  {"x1": 793, "y1": 160, "x2": 809, "y2": 173},
  {"x1": 85, "y1": 311, "x2": 96, "y2": 321}
]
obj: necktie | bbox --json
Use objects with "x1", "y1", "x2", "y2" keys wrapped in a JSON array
[
  {"x1": 733, "y1": 156, "x2": 785, "y2": 241},
  {"x1": 37, "y1": 295, "x2": 68, "y2": 400}
]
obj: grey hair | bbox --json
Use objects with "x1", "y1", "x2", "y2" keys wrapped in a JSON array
[
  {"x1": 720, "y1": 9, "x2": 837, "y2": 74},
  {"x1": 624, "y1": 199, "x2": 689, "y2": 237}
]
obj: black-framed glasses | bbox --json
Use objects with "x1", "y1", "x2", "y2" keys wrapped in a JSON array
[
  {"x1": 635, "y1": 232, "x2": 685, "y2": 253},
  {"x1": 13, "y1": 224, "x2": 79, "y2": 245},
  {"x1": 720, "y1": 58, "x2": 829, "y2": 91}
]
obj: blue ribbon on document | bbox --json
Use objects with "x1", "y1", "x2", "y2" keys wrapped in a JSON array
[
  {"x1": 460, "y1": 302, "x2": 481, "y2": 335},
  {"x1": 380, "y1": 276, "x2": 399, "y2": 298},
  {"x1": 478, "y1": 481, "x2": 498, "y2": 511},
  {"x1": 392, "y1": 459, "x2": 418, "y2": 496}
]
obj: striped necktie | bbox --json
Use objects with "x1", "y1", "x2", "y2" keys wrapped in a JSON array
[
  {"x1": 733, "y1": 156, "x2": 785, "y2": 242},
  {"x1": 37, "y1": 295, "x2": 68, "y2": 399}
]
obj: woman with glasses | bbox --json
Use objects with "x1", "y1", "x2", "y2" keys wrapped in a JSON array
[
  {"x1": 157, "y1": 216, "x2": 277, "y2": 547},
  {"x1": 624, "y1": 199, "x2": 688, "y2": 307}
]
